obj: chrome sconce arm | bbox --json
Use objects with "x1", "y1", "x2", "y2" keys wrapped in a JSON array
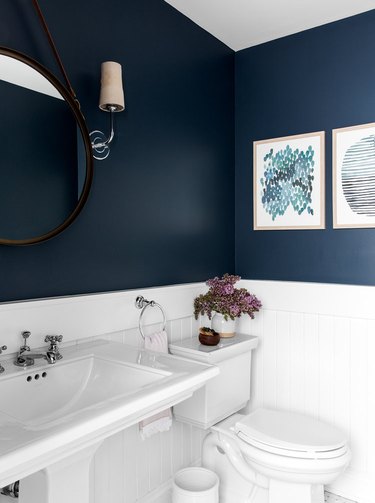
[
  {"x1": 90, "y1": 105, "x2": 117, "y2": 161},
  {"x1": 90, "y1": 62, "x2": 125, "y2": 161}
]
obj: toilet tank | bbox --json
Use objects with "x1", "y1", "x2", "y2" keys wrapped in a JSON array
[{"x1": 169, "y1": 334, "x2": 258, "y2": 429}]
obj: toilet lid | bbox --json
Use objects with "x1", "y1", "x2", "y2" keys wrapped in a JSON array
[{"x1": 235, "y1": 409, "x2": 347, "y2": 456}]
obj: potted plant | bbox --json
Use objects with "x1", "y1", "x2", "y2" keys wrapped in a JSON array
[{"x1": 194, "y1": 274, "x2": 261, "y2": 337}]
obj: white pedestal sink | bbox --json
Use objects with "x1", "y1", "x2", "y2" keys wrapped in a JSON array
[
  {"x1": 19, "y1": 443, "x2": 101, "y2": 503},
  {"x1": 0, "y1": 340, "x2": 219, "y2": 503}
]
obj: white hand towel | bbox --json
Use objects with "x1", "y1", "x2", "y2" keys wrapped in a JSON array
[
  {"x1": 139, "y1": 330, "x2": 172, "y2": 440},
  {"x1": 144, "y1": 330, "x2": 169, "y2": 353}
]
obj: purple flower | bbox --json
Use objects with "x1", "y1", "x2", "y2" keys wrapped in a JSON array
[{"x1": 194, "y1": 273, "x2": 262, "y2": 321}]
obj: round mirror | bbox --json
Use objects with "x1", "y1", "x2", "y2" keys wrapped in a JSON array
[{"x1": 0, "y1": 47, "x2": 93, "y2": 245}]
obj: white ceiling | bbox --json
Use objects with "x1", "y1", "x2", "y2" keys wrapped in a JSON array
[{"x1": 164, "y1": 0, "x2": 375, "y2": 51}]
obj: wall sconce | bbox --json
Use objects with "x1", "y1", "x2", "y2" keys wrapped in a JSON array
[{"x1": 90, "y1": 61, "x2": 125, "y2": 160}]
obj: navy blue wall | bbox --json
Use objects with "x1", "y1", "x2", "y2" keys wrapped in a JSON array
[
  {"x1": 0, "y1": 0, "x2": 234, "y2": 301},
  {"x1": 235, "y1": 11, "x2": 375, "y2": 285}
]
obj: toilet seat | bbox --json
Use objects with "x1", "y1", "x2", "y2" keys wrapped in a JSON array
[{"x1": 234, "y1": 408, "x2": 348, "y2": 460}]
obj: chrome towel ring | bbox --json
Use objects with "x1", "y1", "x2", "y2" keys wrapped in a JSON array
[{"x1": 135, "y1": 296, "x2": 167, "y2": 340}]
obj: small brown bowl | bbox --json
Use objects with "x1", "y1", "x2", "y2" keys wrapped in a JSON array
[{"x1": 199, "y1": 331, "x2": 220, "y2": 346}]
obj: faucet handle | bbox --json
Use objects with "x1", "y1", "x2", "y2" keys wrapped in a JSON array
[
  {"x1": 45, "y1": 335, "x2": 63, "y2": 362},
  {"x1": 45, "y1": 335, "x2": 63, "y2": 344},
  {"x1": 0, "y1": 345, "x2": 7, "y2": 373},
  {"x1": 20, "y1": 331, "x2": 31, "y2": 352}
]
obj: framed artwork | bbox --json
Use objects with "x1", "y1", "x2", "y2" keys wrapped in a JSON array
[
  {"x1": 333, "y1": 122, "x2": 375, "y2": 229},
  {"x1": 253, "y1": 131, "x2": 325, "y2": 230}
]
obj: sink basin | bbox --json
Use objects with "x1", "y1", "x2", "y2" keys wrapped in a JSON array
[
  {"x1": 0, "y1": 356, "x2": 169, "y2": 426},
  {"x1": 0, "y1": 339, "x2": 219, "y2": 498}
]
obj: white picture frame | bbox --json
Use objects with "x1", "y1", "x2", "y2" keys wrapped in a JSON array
[
  {"x1": 333, "y1": 122, "x2": 375, "y2": 229},
  {"x1": 253, "y1": 131, "x2": 325, "y2": 230}
]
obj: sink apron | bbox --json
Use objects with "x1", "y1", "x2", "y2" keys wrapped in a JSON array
[{"x1": 18, "y1": 442, "x2": 102, "y2": 503}]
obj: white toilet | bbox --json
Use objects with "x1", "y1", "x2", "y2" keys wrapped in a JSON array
[{"x1": 169, "y1": 334, "x2": 350, "y2": 503}]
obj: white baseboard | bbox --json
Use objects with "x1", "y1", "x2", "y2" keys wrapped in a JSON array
[
  {"x1": 138, "y1": 459, "x2": 201, "y2": 503},
  {"x1": 328, "y1": 468, "x2": 372, "y2": 503},
  {"x1": 325, "y1": 492, "x2": 357, "y2": 503},
  {"x1": 138, "y1": 479, "x2": 172, "y2": 503}
]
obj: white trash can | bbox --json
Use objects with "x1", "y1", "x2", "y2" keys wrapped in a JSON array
[{"x1": 172, "y1": 467, "x2": 219, "y2": 503}]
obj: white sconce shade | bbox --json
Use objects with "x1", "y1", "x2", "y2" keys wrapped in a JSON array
[{"x1": 99, "y1": 61, "x2": 125, "y2": 112}]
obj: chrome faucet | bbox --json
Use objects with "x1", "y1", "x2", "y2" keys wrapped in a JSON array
[{"x1": 14, "y1": 331, "x2": 63, "y2": 368}]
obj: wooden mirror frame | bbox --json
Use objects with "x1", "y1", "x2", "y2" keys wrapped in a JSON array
[{"x1": 0, "y1": 47, "x2": 94, "y2": 246}]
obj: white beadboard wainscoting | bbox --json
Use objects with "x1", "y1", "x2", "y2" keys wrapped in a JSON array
[
  {"x1": 0, "y1": 279, "x2": 373, "y2": 503},
  {"x1": 0, "y1": 283, "x2": 206, "y2": 503},
  {"x1": 237, "y1": 280, "x2": 375, "y2": 503}
]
